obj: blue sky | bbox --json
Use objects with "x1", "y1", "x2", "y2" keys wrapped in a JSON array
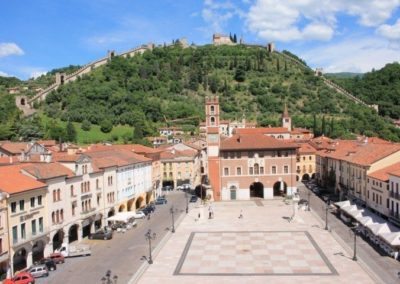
[{"x1": 1, "y1": 0, "x2": 400, "y2": 79}]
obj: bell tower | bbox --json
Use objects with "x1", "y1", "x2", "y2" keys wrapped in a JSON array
[
  {"x1": 205, "y1": 96, "x2": 221, "y2": 201},
  {"x1": 282, "y1": 103, "x2": 292, "y2": 131}
]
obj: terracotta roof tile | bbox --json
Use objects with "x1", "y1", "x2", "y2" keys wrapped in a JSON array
[
  {"x1": 86, "y1": 148, "x2": 151, "y2": 169},
  {"x1": 298, "y1": 143, "x2": 317, "y2": 154},
  {"x1": 369, "y1": 162, "x2": 400, "y2": 181},
  {"x1": 0, "y1": 142, "x2": 29, "y2": 155},
  {"x1": 221, "y1": 134, "x2": 298, "y2": 151},
  {"x1": 0, "y1": 164, "x2": 47, "y2": 194},
  {"x1": 235, "y1": 127, "x2": 289, "y2": 135},
  {"x1": 21, "y1": 163, "x2": 75, "y2": 180}
]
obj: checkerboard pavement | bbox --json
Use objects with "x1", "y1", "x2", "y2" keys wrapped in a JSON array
[
  {"x1": 175, "y1": 231, "x2": 335, "y2": 275},
  {"x1": 137, "y1": 200, "x2": 376, "y2": 284}
]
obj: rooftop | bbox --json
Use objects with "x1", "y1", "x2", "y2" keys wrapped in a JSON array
[{"x1": 220, "y1": 134, "x2": 298, "y2": 151}]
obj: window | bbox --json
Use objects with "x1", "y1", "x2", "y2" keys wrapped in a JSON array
[
  {"x1": 20, "y1": 223, "x2": 26, "y2": 239},
  {"x1": 260, "y1": 167, "x2": 264, "y2": 174},
  {"x1": 38, "y1": 195, "x2": 42, "y2": 206},
  {"x1": 96, "y1": 179, "x2": 99, "y2": 189},
  {"x1": 60, "y1": 209, "x2": 64, "y2": 222},
  {"x1": 249, "y1": 167, "x2": 254, "y2": 175},
  {"x1": 303, "y1": 156, "x2": 306, "y2": 161},
  {"x1": 19, "y1": 200, "x2": 24, "y2": 211},
  {"x1": 224, "y1": 167, "x2": 229, "y2": 176},
  {"x1": 254, "y1": 163, "x2": 259, "y2": 175},
  {"x1": 272, "y1": 166, "x2": 277, "y2": 174},
  {"x1": 57, "y1": 189, "x2": 61, "y2": 201},
  {"x1": 72, "y1": 204, "x2": 76, "y2": 216},
  {"x1": 309, "y1": 156, "x2": 312, "y2": 160},
  {"x1": 284, "y1": 166, "x2": 289, "y2": 174},
  {"x1": 284, "y1": 152, "x2": 288, "y2": 157},
  {"x1": 11, "y1": 202, "x2": 17, "y2": 213},
  {"x1": 236, "y1": 167, "x2": 241, "y2": 175},
  {"x1": 30, "y1": 197, "x2": 35, "y2": 208},
  {"x1": 31, "y1": 220, "x2": 37, "y2": 236},
  {"x1": 53, "y1": 190, "x2": 57, "y2": 202},
  {"x1": 12, "y1": 226, "x2": 17, "y2": 244},
  {"x1": 210, "y1": 105, "x2": 215, "y2": 114},
  {"x1": 259, "y1": 152, "x2": 264, "y2": 158},
  {"x1": 248, "y1": 151, "x2": 254, "y2": 158},
  {"x1": 39, "y1": 217, "x2": 43, "y2": 232},
  {"x1": 237, "y1": 152, "x2": 241, "y2": 158},
  {"x1": 52, "y1": 212, "x2": 55, "y2": 224},
  {"x1": 70, "y1": 185, "x2": 74, "y2": 197},
  {"x1": 229, "y1": 152, "x2": 235, "y2": 159},
  {"x1": 223, "y1": 152, "x2": 228, "y2": 159},
  {"x1": 210, "y1": 117, "x2": 215, "y2": 125}
]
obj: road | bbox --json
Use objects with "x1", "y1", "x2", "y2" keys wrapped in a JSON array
[
  {"x1": 36, "y1": 191, "x2": 188, "y2": 284},
  {"x1": 298, "y1": 182, "x2": 400, "y2": 284}
]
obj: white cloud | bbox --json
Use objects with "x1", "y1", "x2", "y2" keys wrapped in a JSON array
[
  {"x1": 377, "y1": 19, "x2": 400, "y2": 40},
  {"x1": 201, "y1": 0, "x2": 244, "y2": 33},
  {"x1": 300, "y1": 37, "x2": 400, "y2": 73},
  {"x1": 30, "y1": 70, "x2": 47, "y2": 79},
  {"x1": 0, "y1": 70, "x2": 10, "y2": 77},
  {"x1": 245, "y1": 0, "x2": 400, "y2": 42},
  {"x1": 0, "y1": 42, "x2": 24, "y2": 58}
]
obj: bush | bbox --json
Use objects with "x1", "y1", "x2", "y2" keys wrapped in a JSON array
[
  {"x1": 100, "y1": 119, "x2": 113, "y2": 133},
  {"x1": 81, "y1": 119, "x2": 91, "y2": 131}
]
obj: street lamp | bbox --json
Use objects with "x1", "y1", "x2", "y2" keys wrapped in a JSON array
[
  {"x1": 101, "y1": 270, "x2": 118, "y2": 284},
  {"x1": 144, "y1": 229, "x2": 156, "y2": 264},
  {"x1": 350, "y1": 223, "x2": 359, "y2": 261},
  {"x1": 324, "y1": 199, "x2": 331, "y2": 230},
  {"x1": 170, "y1": 206, "x2": 177, "y2": 233},
  {"x1": 185, "y1": 192, "x2": 189, "y2": 214},
  {"x1": 307, "y1": 189, "x2": 311, "y2": 211}
]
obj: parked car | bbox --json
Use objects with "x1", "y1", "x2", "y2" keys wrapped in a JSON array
[
  {"x1": 55, "y1": 243, "x2": 91, "y2": 257},
  {"x1": 89, "y1": 229, "x2": 113, "y2": 240},
  {"x1": 49, "y1": 252, "x2": 65, "y2": 264},
  {"x1": 155, "y1": 197, "x2": 167, "y2": 204},
  {"x1": 38, "y1": 258, "x2": 56, "y2": 271},
  {"x1": 4, "y1": 272, "x2": 35, "y2": 284},
  {"x1": 28, "y1": 264, "x2": 49, "y2": 278},
  {"x1": 146, "y1": 203, "x2": 156, "y2": 212},
  {"x1": 182, "y1": 183, "x2": 192, "y2": 191},
  {"x1": 189, "y1": 195, "x2": 198, "y2": 203},
  {"x1": 133, "y1": 211, "x2": 146, "y2": 218}
]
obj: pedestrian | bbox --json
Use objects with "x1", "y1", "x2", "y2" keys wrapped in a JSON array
[
  {"x1": 209, "y1": 211, "x2": 212, "y2": 219},
  {"x1": 238, "y1": 209, "x2": 243, "y2": 219},
  {"x1": 198, "y1": 212, "x2": 201, "y2": 219}
]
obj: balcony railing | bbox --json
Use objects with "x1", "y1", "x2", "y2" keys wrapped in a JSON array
[
  {"x1": 389, "y1": 191, "x2": 400, "y2": 200},
  {"x1": 80, "y1": 207, "x2": 96, "y2": 216}
]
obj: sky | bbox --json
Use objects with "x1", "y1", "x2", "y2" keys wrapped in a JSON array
[{"x1": 1, "y1": 0, "x2": 400, "y2": 79}]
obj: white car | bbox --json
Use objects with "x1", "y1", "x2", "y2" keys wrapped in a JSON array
[{"x1": 133, "y1": 211, "x2": 146, "y2": 219}]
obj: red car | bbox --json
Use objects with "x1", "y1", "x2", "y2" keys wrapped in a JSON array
[
  {"x1": 49, "y1": 252, "x2": 65, "y2": 264},
  {"x1": 3, "y1": 271, "x2": 35, "y2": 284}
]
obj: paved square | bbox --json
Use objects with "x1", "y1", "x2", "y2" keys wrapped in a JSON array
[{"x1": 174, "y1": 231, "x2": 337, "y2": 276}]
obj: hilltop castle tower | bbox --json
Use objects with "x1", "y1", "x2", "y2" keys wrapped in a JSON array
[
  {"x1": 282, "y1": 103, "x2": 292, "y2": 131},
  {"x1": 205, "y1": 96, "x2": 221, "y2": 200}
]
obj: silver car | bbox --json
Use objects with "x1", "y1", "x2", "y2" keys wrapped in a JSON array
[{"x1": 28, "y1": 264, "x2": 49, "y2": 278}]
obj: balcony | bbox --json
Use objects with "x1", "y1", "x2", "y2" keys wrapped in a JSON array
[
  {"x1": 389, "y1": 191, "x2": 400, "y2": 200},
  {"x1": 80, "y1": 207, "x2": 96, "y2": 217}
]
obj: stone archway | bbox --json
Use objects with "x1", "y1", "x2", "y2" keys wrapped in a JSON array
[
  {"x1": 273, "y1": 181, "x2": 287, "y2": 196},
  {"x1": 250, "y1": 182, "x2": 264, "y2": 198},
  {"x1": 118, "y1": 204, "x2": 126, "y2": 212},
  {"x1": 135, "y1": 196, "x2": 144, "y2": 209},
  {"x1": 311, "y1": 173, "x2": 316, "y2": 179},
  {"x1": 32, "y1": 240, "x2": 45, "y2": 264},
  {"x1": 146, "y1": 191, "x2": 153, "y2": 204},
  {"x1": 13, "y1": 247, "x2": 28, "y2": 273},
  {"x1": 52, "y1": 229, "x2": 64, "y2": 251},
  {"x1": 68, "y1": 224, "x2": 79, "y2": 243},
  {"x1": 107, "y1": 208, "x2": 115, "y2": 218},
  {"x1": 95, "y1": 214, "x2": 102, "y2": 230},
  {"x1": 127, "y1": 199, "x2": 135, "y2": 211},
  {"x1": 302, "y1": 173, "x2": 310, "y2": 181}
]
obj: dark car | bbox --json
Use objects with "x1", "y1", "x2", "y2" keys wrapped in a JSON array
[
  {"x1": 155, "y1": 197, "x2": 167, "y2": 205},
  {"x1": 38, "y1": 258, "x2": 56, "y2": 271},
  {"x1": 89, "y1": 229, "x2": 113, "y2": 240},
  {"x1": 189, "y1": 195, "x2": 198, "y2": 203},
  {"x1": 49, "y1": 252, "x2": 65, "y2": 264},
  {"x1": 146, "y1": 203, "x2": 156, "y2": 212}
]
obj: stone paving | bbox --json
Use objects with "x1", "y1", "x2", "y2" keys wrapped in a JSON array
[{"x1": 137, "y1": 199, "x2": 375, "y2": 284}]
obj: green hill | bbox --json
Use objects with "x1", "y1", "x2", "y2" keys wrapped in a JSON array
[
  {"x1": 328, "y1": 62, "x2": 400, "y2": 120},
  {"x1": 1, "y1": 44, "x2": 400, "y2": 142}
]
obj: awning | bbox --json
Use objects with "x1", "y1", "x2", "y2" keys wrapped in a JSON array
[
  {"x1": 106, "y1": 212, "x2": 136, "y2": 223},
  {"x1": 379, "y1": 232, "x2": 400, "y2": 247},
  {"x1": 334, "y1": 200, "x2": 351, "y2": 208}
]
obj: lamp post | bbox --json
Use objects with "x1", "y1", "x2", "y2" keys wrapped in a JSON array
[
  {"x1": 144, "y1": 229, "x2": 156, "y2": 264},
  {"x1": 170, "y1": 206, "x2": 177, "y2": 233},
  {"x1": 101, "y1": 270, "x2": 118, "y2": 284},
  {"x1": 185, "y1": 192, "x2": 189, "y2": 214},
  {"x1": 307, "y1": 189, "x2": 311, "y2": 211},
  {"x1": 324, "y1": 199, "x2": 330, "y2": 230},
  {"x1": 351, "y1": 223, "x2": 359, "y2": 261}
]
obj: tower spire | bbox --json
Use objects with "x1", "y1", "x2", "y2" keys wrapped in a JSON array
[{"x1": 282, "y1": 102, "x2": 289, "y2": 118}]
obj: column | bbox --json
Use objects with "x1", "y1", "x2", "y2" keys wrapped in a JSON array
[
  {"x1": 26, "y1": 251, "x2": 33, "y2": 268},
  {"x1": 63, "y1": 234, "x2": 69, "y2": 245},
  {"x1": 44, "y1": 243, "x2": 53, "y2": 256},
  {"x1": 90, "y1": 222, "x2": 95, "y2": 234},
  {"x1": 78, "y1": 227, "x2": 83, "y2": 242}
]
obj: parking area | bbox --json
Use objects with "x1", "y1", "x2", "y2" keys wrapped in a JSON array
[{"x1": 138, "y1": 198, "x2": 375, "y2": 284}]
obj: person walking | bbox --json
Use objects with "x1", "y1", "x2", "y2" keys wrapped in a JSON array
[{"x1": 238, "y1": 209, "x2": 243, "y2": 219}]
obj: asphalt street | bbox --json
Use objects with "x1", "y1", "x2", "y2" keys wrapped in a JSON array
[
  {"x1": 298, "y1": 182, "x2": 400, "y2": 284},
  {"x1": 35, "y1": 191, "x2": 188, "y2": 284}
]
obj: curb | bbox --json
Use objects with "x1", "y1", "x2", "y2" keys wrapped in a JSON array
[
  {"x1": 128, "y1": 209, "x2": 188, "y2": 284},
  {"x1": 309, "y1": 209, "x2": 384, "y2": 284}
]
